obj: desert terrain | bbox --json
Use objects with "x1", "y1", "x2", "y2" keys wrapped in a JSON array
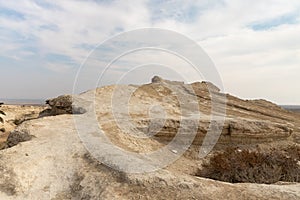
[{"x1": 0, "y1": 77, "x2": 299, "y2": 199}]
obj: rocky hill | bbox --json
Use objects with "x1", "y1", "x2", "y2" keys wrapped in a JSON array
[{"x1": 0, "y1": 77, "x2": 299, "y2": 199}]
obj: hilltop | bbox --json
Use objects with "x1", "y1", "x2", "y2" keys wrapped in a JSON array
[{"x1": 0, "y1": 77, "x2": 299, "y2": 199}]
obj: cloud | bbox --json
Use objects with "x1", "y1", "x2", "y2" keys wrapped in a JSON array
[
  {"x1": 200, "y1": 22, "x2": 300, "y2": 104},
  {"x1": 0, "y1": 0, "x2": 299, "y2": 103},
  {"x1": 0, "y1": 0, "x2": 151, "y2": 63}
]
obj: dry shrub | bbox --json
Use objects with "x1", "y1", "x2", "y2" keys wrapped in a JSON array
[
  {"x1": 197, "y1": 146, "x2": 300, "y2": 184},
  {"x1": 0, "y1": 103, "x2": 5, "y2": 124}
]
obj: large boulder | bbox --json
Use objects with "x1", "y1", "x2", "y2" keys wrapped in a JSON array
[
  {"x1": 6, "y1": 129, "x2": 32, "y2": 148},
  {"x1": 39, "y1": 95, "x2": 87, "y2": 117}
]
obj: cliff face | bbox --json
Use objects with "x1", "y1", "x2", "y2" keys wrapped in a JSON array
[{"x1": 0, "y1": 77, "x2": 299, "y2": 199}]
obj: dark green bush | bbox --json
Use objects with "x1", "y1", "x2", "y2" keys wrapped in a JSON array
[{"x1": 197, "y1": 146, "x2": 300, "y2": 184}]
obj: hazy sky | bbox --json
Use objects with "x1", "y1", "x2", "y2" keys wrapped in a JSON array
[{"x1": 0, "y1": 0, "x2": 299, "y2": 104}]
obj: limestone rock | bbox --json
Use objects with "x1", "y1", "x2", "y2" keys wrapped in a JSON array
[
  {"x1": 40, "y1": 95, "x2": 87, "y2": 117},
  {"x1": 0, "y1": 76, "x2": 300, "y2": 199},
  {"x1": 0, "y1": 105, "x2": 45, "y2": 149},
  {"x1": 0, "y1": 115, "x2": 299, "y2": 199},
  {"x1": 151, "y1": 75, "x2": 163, "y2": 83},
  {"x1": 6, "y1": 129, "x2": 32, "y2": 148}
]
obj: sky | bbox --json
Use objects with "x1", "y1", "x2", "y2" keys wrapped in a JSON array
[{"x1": 0, "y1": 0, "x2": 300, "y2": 104}]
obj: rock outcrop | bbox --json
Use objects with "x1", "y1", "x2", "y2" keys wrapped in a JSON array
[
  {"x1": 135, "y1": 117, "x2": 293, "y2": 146},
  {"x1": 6, "y1": 129, "x2": 33, "y2": 148},
  {"x1": 0, "y1": 105, "x2": 45, "y2": 149},
  {"x1": 0, "y1": 76, "x2": 299, "y2": 199},
  {"x1": 39, "y1": 95, "x2": 87, "y2": 117}
]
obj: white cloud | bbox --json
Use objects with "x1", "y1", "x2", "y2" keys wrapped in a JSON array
[
  {"x1": 0, "y1": 0, "x2": 300, "y2": 103},
  {"x1": 0, "y1": 0, "x2": 151, "y2": 63},
  {"x1": 200, "y1": 23, "x2": 300, "y2": 104}
]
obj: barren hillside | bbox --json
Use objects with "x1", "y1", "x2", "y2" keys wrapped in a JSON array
[{"x1": 0, "y1": 77, "x2": 299, "y2": 199}]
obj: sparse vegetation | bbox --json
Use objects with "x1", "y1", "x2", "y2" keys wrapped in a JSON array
[
  {"x1": 196, "y1": 146, "x2": 300, "y2": 184},
  {"x1": 0, "y1": 102, "x2": 5, "y2": 125}
]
